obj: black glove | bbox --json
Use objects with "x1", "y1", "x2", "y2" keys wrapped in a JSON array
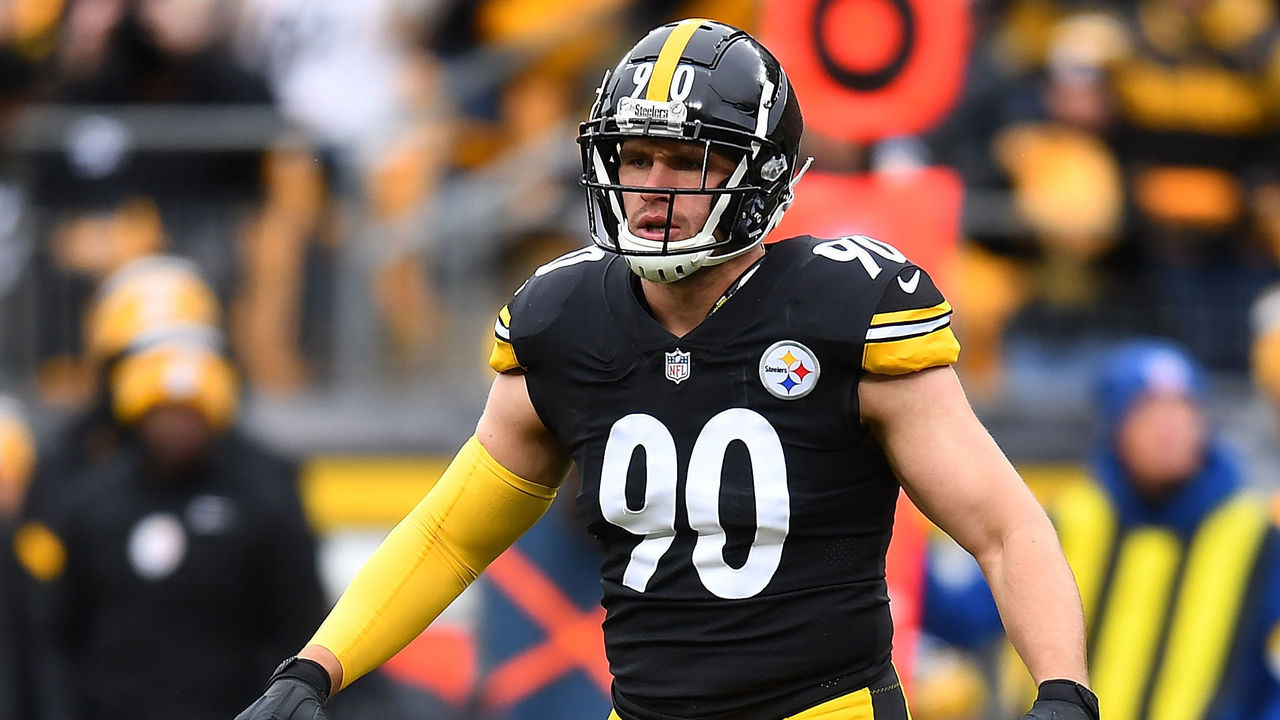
[
  {"x1": 234, "y1": 656, "x2": 332, "y2": 720},
  {"x1": 1021, "y1": 679, "x2": 1100, "y2": 720}
]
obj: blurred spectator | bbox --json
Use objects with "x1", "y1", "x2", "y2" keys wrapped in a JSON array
[
  {"x1": 233, "y1": 0, "x2": 454, "y2": 382},
  {"x1": 41, "y1": 0, "x2": 274, "y2": 262},
  {"x1": 0, "y1": 396, "x2": 36, "y2": 719},
  {"x1": 20, "y1": 251, "x2": 450, "y2": 719},
  {"x1": 27, "y1": 254, "x2": 223, "y2": 521},
  {"x1": 1108, "y1": 0, "x2": 1280, "y2": 368},
  {"x1": 27, "y1": 0, "x2": 286, "y2": 398},
  {"x1": 19, "y1": 335, "x2": 329, "y2": 720},
  {"x1": 1067, "y1": 341, "x2": 1280, "y2": 720},
  {"x1": 426, "y1": 0, "x2": 631, "y2": 261},
  {"x1": 925, "y1": 340, "x2": 1280, "y2": 719},
  {"x1": 1251, "y1": 285, "x2": 1280, "y2": 414},
  {"x1": 991, "y1": 12, "x2": 1127, "y2": 305},
  {"x1": 928, "y1": 0, "x2": 1074, "y2": 205},
  {"x1": 0, "y1": 10, "x2": 41, "y2": 384},
  {"x1": 84, "y1": 254, "x2": 221, "y2": 364},
  {"x1": 233, "y1": 0, "x2": 429, "y2": 160},
  {"x1": 936, "y1": 10, "x2": 1131, "y2": 396},
  {"x1": 910, "y1": 638, "x2": 990, "y2": 720},
  {"x1": 2, "y1": 0, "x2": 65, "y2": 67}
]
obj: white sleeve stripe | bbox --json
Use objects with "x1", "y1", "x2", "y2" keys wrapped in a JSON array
[
  {"x1": 865, "y1": 314, "x2": 951, "y2": 341},
  {"x1": 494, "y1": 318, "x2": 511, "y2": 341}
]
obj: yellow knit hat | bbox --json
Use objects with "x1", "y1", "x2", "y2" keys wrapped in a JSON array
[
  {"x1": 110, "y1": 342, "x2": 239, "y2": 429},
  {"x1": 86, "y1": 255, "x2": 221, "y2": 364}
]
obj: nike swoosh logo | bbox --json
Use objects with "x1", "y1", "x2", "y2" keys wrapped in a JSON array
[{"x1": 897, "y1": 269, "x2": 920, "y2": 294}]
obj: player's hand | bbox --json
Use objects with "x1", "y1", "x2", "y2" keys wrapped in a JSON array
[
  {"x1": 1021, "y1": 680, "x2": 1099, "y2": 720},
  {"x1": 234, "y1": 656, "x2": 331, "y2": 720}
]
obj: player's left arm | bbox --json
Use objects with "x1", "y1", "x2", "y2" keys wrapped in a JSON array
[{"x1": 859, "y1": 365, "x2": 1093, "y2": 706}]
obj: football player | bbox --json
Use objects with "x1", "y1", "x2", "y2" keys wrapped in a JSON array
[{"x1": 236, "y1": 19, "x2": 1097, "y2": 720}]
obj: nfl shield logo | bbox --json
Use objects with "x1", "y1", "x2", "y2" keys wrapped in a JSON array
[{"x1": 665, "y1": 349, "x2": 691, "y2": 384}]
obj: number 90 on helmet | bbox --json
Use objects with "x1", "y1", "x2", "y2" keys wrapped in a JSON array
[{"x1": 577, "y1": 19, "x2": 806, "y2": 283}]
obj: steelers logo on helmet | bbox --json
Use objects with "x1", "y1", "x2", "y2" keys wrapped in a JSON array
[
  {"x1": 759, "y1": 340, "x2": 821, "y2": 399},
  {"x1": 578, "y1": 18, "x2": 809, "y2": 283}
]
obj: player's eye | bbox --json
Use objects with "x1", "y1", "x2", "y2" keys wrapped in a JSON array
[
  {"x1": 619, "y1": 152, "x2": 650, "y2": 169},
  {"x1": 671, "y1": 157, "x2": 703, "y2": 172}
]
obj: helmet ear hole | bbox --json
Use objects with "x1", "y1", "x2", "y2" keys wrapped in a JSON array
[{"x1": 732, "y1": 194, "x2": 769, "y2": 243}]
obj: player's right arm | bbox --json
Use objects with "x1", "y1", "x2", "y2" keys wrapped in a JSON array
[{"x1": 235, "y1": 371, "x2": 569, "y2": 719}]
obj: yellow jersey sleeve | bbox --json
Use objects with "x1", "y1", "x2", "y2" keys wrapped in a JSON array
[
  {"x1": 862, "y1": 266, "x2": 960, "y2": 375},
  {"x1": 309, "y1": 436, "x2": 555, "y2": 690},
  {"x1": 488, "y1": 304, "x2": 523, "y2": 373}
]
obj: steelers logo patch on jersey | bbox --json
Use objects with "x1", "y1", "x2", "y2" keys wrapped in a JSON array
[{"x1": 759, "y1": 341, "x2": 821, "y2": 399}]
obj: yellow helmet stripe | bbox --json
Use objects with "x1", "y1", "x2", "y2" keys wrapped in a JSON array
[{"x1": 647, "y1": 18, "x2": 708, "y2": 102}]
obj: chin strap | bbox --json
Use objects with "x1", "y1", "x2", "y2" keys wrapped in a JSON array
[
  {"x1": 706, "y1": 254, "x2": 766, "y2": 318},
  {"x1": 792, "y1": 156, "x2": 814, "y2": 188}
]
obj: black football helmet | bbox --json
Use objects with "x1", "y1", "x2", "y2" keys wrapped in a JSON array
[{"x1": 578, "y1": 19, "x2": 807, "y2": 282}]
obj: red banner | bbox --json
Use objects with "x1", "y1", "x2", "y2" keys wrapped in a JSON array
[
  {"x1": 763, "y1": 0, "x2": 970, "y2": 141},
  {"x1": 771, "y1": 166, "x2": 963, "y2": 291},
  {"x1": 887, "y1": 494, "x2": 927, "y2": 695}
]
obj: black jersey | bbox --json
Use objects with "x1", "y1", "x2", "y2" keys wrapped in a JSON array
[{"x1": 489, "y1": 235, "x2": 959, "y2": 720}]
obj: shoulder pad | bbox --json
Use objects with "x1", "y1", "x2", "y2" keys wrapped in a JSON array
[
  {"x1": 798, "y1": 235, "x2": 960, "y2": 374},
  {"x1": 488, "y1": 246, "x2": 611, "y2": 373}
]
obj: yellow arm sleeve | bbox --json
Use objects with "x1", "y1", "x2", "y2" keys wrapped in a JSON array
[{"x1": 309, "y1": 435, "x2": 556, "y2": 690}]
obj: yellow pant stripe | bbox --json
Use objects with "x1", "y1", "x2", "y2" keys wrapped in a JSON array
[
  {"x1": 785, "y1": 686, "x2": 875, "y2": 719},
  {"x1": 608, "y1": 685, "x2": 885, "y2": 719}
]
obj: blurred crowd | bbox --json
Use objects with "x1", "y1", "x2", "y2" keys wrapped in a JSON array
[
  {"x1": 2, "y1": 0, "x2": 1280, "y2": 719},
  {"x1": 929, "y1": 0, "x2": 1280, "y2": 393},
  {"x1": 0, "y1": 0, "x2": 1276, "y2": 408},
  {"x1": 0, "y1": 0, "x2": 752, "y2": 410}
]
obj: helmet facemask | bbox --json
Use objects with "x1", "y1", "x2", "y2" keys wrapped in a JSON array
[
  {"x1": 582, "y1": 131, "x2": 769, "y2": 282},
  {"x1": 580, "y1": 91, "x2": 801, "y2": 283}
]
